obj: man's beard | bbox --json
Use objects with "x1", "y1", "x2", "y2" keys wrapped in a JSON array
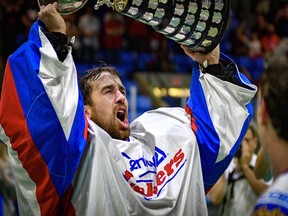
[
  {"x1": 93, "y1": 116, "x2": 130, "y2": 140},
  {"x1": 109, "y1": 127, "x2": 130, "y2": 140}
]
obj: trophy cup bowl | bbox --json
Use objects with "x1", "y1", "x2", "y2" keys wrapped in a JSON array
[{"x1": 38, "y1": 0, "x2": 230, "y2": 53}]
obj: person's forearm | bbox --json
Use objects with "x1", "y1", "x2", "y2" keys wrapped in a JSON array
[
  {"x1": 208, "y1": 175, "x2": 226, "y2": 205},
  {"x1": 242, "y1": 164, "x2": 268, "y2": 195}
]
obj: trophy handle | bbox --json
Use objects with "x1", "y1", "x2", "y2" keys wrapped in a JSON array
[
  {"x1": 93, "y1": 0, "x2": 128, "y2": 11},
  {"x1": 94, "y1": 0, "x2": 114, "y2": 10}
]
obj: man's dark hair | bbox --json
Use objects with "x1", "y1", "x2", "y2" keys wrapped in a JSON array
[
  {"x1": 79, "y1": 66, "x2": 121, "y2": 105},
  {"x1": 260, "y1": 58, "x2": 288, "y2": 141}
]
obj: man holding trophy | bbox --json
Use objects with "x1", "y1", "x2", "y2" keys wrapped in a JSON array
[{"x1": 0, "y1": 1, "x2": 257, "y2": 215}]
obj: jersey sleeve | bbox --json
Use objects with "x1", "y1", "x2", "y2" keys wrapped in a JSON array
[
  {"x1": 253, "y1": 174, "x2": 288, "y2": 215},
  {"x1": 0, "y1": 21, "x2": 87, "y2": 215},
  {"x1": 185, "y1": 56, "x2": 257, "y2": 193}
]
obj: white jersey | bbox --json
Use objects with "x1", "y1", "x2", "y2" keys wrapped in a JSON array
[
  {"x1": 72, "y1": 108, "x2": 205, "y2": 215},
  {"x1": 0, "y1": 21, "x2": 257, "y2": 215},
  {"x1": 253, "y1": 172, "x2": 288, "y2": 215}
]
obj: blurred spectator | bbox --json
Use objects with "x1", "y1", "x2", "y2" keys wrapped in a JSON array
[
  {"x1": 231, "y1": 0, "x2": 252, "y2": 24},
  {"x1": 147, "y1": 32, "x2": 175, "y2": 72},
  {"x1": 2, "y1": 0, "x2": 24, "y2": 62},
  {"x1": 255, "y1": 0, "x2": 270, "y2": 16},
  {"x1": 231, "y1": 19, "x2": 249, "y2": 56},
  {"x1": 126, "y1": 17, "x2": 150, "y2": 52},
  {"x1": 266, "y1": 38, "x2": 288, "y2": 65},
  {"x1": 251, "y1": 14, "x2": 269, "y2": 39},
  {"x1": 261, "y1": 24, "x2": 281, "y2": 57},
  {"x1": 64, "y1": 13, "x2": 82, "y2": 62},
  {"x1": 275, "y1": 1, "x2": 288, "y2": 38},
  {"x1": 20, "y1": 0, "x2": 38, "y2": 43},
  {"x1": 0, "y1": 143, "x2": 18, "y2": 216},
  {"x1": 103, "y1": 11, "x2": 125, "y2": 64},
  {"x1": 78, "y1": 7, "x2": 101, "y2": 63},
  {"x1": 208, "y1": 123, "x2": 270, "y2": 216},
  {"x1": 248, "y1": 31, "x2": 262, "y2": 58}
]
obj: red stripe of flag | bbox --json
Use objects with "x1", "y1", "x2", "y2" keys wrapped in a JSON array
[{"x1": 0, "y1": 62, "x2": 75, "y2": 215}]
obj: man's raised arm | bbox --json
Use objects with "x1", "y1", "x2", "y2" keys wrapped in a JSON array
[
  {"x1": 0, "y1": 3, "x2": 87, "y2": 215},
  {"x1": 182, "y1": 44, "x2": 257, "y2": 193}
]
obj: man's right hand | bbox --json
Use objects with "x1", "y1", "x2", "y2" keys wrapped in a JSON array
[
  {"x1": 38, "y1": 2, "x2": 66, "y2": 34},
  {"x1": 181, "y1": 44, "x2": 220, "y2": 67}
]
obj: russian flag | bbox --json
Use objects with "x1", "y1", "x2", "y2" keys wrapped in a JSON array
[{"x1": 0, "y1": 21, "x2": 87, "y2": 215}]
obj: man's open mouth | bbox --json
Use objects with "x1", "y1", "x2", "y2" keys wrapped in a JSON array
[{"x1": 117, "y1": 109, "x2": 126, "y2": 122}]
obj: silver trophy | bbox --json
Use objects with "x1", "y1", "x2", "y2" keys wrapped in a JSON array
[
  {"x1": 37, "y1": 0, "x2": 89, "y2": 15},
  {"x1": 38, "y1": 0, "x2": 230, "y2": 53}
]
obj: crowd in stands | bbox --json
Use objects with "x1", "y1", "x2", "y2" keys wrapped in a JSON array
[{"x1": 0, "y1": 0, "x2": 287, "y2": 82}]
